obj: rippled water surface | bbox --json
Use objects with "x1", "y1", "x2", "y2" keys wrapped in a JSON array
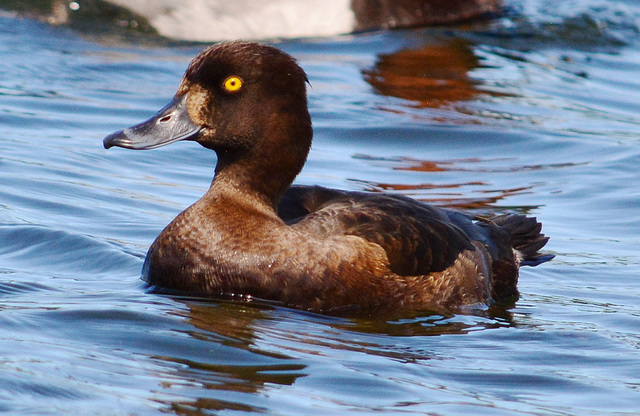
[{"x1": 1, "y1": 1, "x2": 640, "y2": 415}]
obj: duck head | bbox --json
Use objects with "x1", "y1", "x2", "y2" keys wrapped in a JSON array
[{"x1": 104, "y1": 41, "x2": 313, "y2": 205}]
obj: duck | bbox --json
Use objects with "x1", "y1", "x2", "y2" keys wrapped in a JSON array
[
  {"x1": 100, "y1": 0, "x2": 502, "y2": 41},
  {"x1": 103, "y1": 41, "x2": 552, "y2": 314}
]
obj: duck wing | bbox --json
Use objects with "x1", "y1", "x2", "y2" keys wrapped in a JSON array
[
  {"x1": 279, "y1": 185, "x2": 487, "y2": 276},
  {"x1": 279, "y1": 185, "x2": 553, "y2": 302}
]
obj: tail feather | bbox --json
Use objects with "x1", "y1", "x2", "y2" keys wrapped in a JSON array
[{"x1": 491, "y1": 214, "x2": 554, "y2": 267}]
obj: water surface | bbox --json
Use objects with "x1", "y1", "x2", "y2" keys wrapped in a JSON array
[{"x1": 1, "y1": 1, "x2": 639, "y2": 415}]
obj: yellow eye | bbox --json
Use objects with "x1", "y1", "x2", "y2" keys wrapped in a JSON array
[{"x1": 223, "y1": 76, "x2": 243, "y2": 92}]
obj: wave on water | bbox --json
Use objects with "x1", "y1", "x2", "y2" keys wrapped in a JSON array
[
  {"x1": 0, "y1": 224, "x2": 142, "y2": 277},
  {"x1": 489, "y1": 0, "x2": 640, "y2": 48}
]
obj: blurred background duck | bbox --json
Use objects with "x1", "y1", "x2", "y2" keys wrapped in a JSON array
[{"x1": 2, "y1": 0, "x2": 502, "y2": 41}]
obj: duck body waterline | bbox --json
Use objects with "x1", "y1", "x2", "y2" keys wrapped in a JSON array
[{"x1": 104, "y1": 41, "x2": 552, "y2": 314}]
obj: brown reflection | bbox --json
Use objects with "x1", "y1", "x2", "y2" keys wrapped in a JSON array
[
  {"x1": 333, "y1": 304, "x2": 516, "y2": 337},
  {"x1": 363, "y1": 40, "x2": 492, "y2": 108},
  {"x1": 360, "y1": 179, "x2": 535, "y2": 211},
  {"x1": 155, "y1": 295, "x2": 518, "y2": 413},
  {"x1": 352, "y1": 154, "x2": 549, "y2": 212},
  {"x1": 180, "y1": 300, "x2": 272, "y2": 345},
  {"x1": 156, "y1": 301, "x2": 306, "y2": 415},
  {"x1": 169, "y1": 398, "x2": 263, "y2": 415}
]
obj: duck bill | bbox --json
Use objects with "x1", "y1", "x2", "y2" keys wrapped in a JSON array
[{"x1": 103, "y1": 94, "x2": 202, "y2": 150}]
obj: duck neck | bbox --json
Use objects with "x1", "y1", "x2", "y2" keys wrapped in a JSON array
[{"x1": 209, "y1": 112, "x2": 312, "y2": 212}]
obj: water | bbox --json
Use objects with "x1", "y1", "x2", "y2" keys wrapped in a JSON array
[{"x1": 1, "y1": 1, "x2": 639, "y2": 414}]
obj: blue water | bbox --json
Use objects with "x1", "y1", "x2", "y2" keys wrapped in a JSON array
[{"x1": 1, "y1": 1, "x2": 640, "y2": 414}]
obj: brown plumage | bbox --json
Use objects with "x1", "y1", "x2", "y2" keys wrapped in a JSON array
[{"x1": 103, "y1": 41, "x2": 553, "y2": 314}]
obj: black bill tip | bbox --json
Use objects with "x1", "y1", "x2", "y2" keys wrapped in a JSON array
[
  {"x1": 103, "y1": 130, "x2": 132, "y2": 149},
  {"x1": 103, "y1": 94, "x2": 201, "y2": 151}
]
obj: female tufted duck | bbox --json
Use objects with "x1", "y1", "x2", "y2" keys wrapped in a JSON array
[{"x1": 104, "y1": 41, "x2": 552, "y2": 314}]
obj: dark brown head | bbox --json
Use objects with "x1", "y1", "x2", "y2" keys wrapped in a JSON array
[{"x1": 104, "y1": 41, "x2": 313, "y2": 205}]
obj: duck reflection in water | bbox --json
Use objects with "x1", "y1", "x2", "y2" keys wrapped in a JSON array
[
  {"x1": 155, "y1": 297, "x2": 516, "y2": 414},
  {"x1": 363, "y1": 39, "x2": 498, "y2": 109},
  {"x1": 360, "y1": 41, "x2": 543, "y2": 210},
  {"x1": 351, "y1": 154, "x2": 542, "y2": 212}
]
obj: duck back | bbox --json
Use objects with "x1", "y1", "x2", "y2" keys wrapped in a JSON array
[{"x1": 279, "y1": 185, "x2": 551, "y2": 307}]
